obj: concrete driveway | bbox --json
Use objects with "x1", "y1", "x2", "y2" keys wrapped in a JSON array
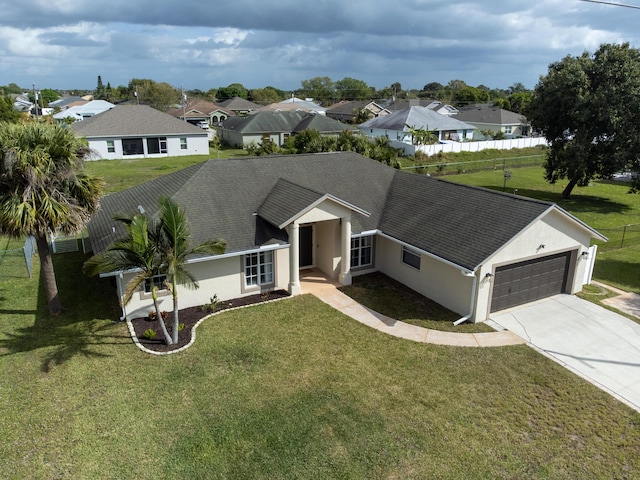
[{"x1": 490, "y1": 295, "x2": 640, "y2": 412}]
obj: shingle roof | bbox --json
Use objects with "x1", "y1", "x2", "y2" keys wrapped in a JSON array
[
  {"x1": 220, "y1": 111, "x2": 353, "y2": 134},
  {"x1": 217, "y1": 97, "x2": 260, "y2": 111},
  {"x1": 360, "y1": 106, "x2": 476, "y2": 132},
  {"x1": 165, "y1": 100, "x2": 234, "y2": 119},
  {"x1": 70, "y1": 105, "x2": 208, "y2": 137},
  {"x1": 87, "y1": 152, "x2": 601, "y2": 271},
  {"x1": 455, "y1": 105, "x2": 527, "y2": 125}
]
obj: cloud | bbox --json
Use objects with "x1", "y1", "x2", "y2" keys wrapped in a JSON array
[{"x1": 0, "y1": 0, "x2": 638, "y2": 92}]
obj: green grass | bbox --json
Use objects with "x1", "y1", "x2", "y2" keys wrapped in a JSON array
[
  {"x1": 84, "y1": 147, "x2": 248, "y2": 193},
  {"x1": 2, "y1": 252, "x2": 640, "y2": 479},
  {"x1": 341, "y1": 272, "x2": 493, "y2": 333},
  {"x1": 448, "y1": 166, "x2": 640, "y2": 293}
]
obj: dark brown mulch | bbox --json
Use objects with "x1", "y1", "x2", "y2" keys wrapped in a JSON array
[{"x1": 129, "y1": 290, "x2": 290, "y2": 353}]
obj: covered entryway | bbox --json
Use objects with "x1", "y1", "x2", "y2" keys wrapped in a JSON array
[{"x1": 490, "y1": 251, "x2": 571, "y2": 313}]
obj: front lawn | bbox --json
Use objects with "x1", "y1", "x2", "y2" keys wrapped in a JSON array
[
  {"x1": 1, "y1": 252, "x2": 640, "y2": 479},
  {"x1": 340, "y1": 272, "x2": 492, "y2": 333}
]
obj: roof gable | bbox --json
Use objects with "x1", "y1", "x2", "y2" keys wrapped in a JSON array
[
  {"x1": 71, "y1": 105, "x2": 208, "y2": 137},
  {"x1": 360, "y1": 106, "x2": 476, "y2": 132}
]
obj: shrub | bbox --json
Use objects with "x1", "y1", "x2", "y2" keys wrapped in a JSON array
[
  {"x1": 143, "y1": 328, "x2": 156, "y2": 339},
  {"x1": 201, "y1": 294, "x2": 220, "y2": 313}
]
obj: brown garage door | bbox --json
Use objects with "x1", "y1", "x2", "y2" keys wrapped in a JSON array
[{"x1": 490, "y1": 252, "x2": 571, "y2": 313}]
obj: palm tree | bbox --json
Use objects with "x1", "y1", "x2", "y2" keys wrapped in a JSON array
[
  {"x1": 0, "y1": 122, "x2": 103, "y2": 315},
  {"x1": 83, "y1": 213, "x2": 173, "y2": 345},
  {"x1": 158, "y1": 197, "x2": 226, "y2": 344}
]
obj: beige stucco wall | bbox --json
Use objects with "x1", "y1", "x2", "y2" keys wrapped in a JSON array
[
  {"x1": 315, "y1": 220, "x2": 341, "y2": 279},
  {"x1": 473, "y1": 209, "x2": 593, "y2": 322},
  {"x1": 120, "y1": 248, "x2": 289, "y2": 320},
  {"x1": 375, "y1": 235, "x2": 473, "y2": 316}
]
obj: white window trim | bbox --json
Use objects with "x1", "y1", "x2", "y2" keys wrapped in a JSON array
[
  {"x1": 243, "y1": 250, "x2": 275, "y2": 290},
  {"x1": 351, "y1": 235, "x2": 373, "y2": 269}
]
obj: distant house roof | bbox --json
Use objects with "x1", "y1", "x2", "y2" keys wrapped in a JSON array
[
  {"x1": 219, "y1": 111, "x2": 354, "y2": 135},
  {"x1": 53, "y1": 100, "x2": 114, "y2": 120},
  {"x1": 325, "y1": 101, "x2": 390, "y2": 121},
  {"x1": 49, "y1": 96, "x2": 86, "y2": 108},
  {"x1": 455, "y1": 105, "x2": 527, "y2": 126},
  {"x1": 278, "y1": 97, "x2": 326, "y2": 113},
  {"x1": 217, "y1": 96, "x2": 260, "y2": 112},
  {"x1": 360, "y1": 106, "x2": 476, "y2": 132},
  {"x1": 87, "y1": 153, "x2": 601, "y2": 272},
  {"x1": 70, "y1": 105, "x2": 208, "y2": 138},
  {"x1": 253, "y1": 102, "x2": 319, "y2": 114},
  {"x1": 165, "y1": 100, "x2": 234, "y2": 120}
]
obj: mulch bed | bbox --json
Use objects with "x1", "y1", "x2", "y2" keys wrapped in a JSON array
[{"x1": 129, "y1": 290, "x2": 290, "y2": 353}]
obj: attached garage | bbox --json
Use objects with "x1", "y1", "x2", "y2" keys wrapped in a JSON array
[{"x1": 490, "y1": 251, "x2": 572, "y2": 313}]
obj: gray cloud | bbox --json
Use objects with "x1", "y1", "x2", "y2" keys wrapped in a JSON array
[{"x1": 1, "y1": 0, "x2": 638, "y2": 92}]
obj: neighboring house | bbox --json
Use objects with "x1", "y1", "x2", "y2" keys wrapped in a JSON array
[
  {"x1": 217, "y1": 97, "x2": 260, "y2": 116},
  {"x1": 359, "y1": 106, "x2": 476, "y2": 143},
  {"x1": 53, "y1": 100, "x2": 115, "y2": 123},
  {"x1": 217, "y1": 111, "x2": 355, "y2": 148},
  {"x1": 455, "y1": 104, "x2": 530, "y2": 138},
  {"x1": 49, "y1": 96, "x2": 87, "y2": 110},
  {"x1": 11, "y1": 93, "x2": 32, "y2": 112},
  {"x1": 277, "y1": 97, "x2": 326, "y2": 115},
  {"x1": 86, "y1": 152, "x2": 605, "y2": 323},
  {"x1": 71, "y1": 105, "x2": 209, "y2": 160},
  {"x1": 325, "y1": 100, "x2": 391, "y2": 123},
  {"x1": 380, "y1": 98, "x2": 458, "y2": 114},
  {"x1": 165, "y1": 100, "x2": 234, "y2": 127}
]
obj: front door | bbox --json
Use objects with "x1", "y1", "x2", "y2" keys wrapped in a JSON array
[{"x1": 299, "y1": 225, "x2": 313, "y2": 268}]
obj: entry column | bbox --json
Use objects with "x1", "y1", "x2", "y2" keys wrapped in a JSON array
[
  {"x1": 288, "y1": 223, "x2": 301, "y2": 295},
  {"x1": 338, "y1": 216, "x2": 352, "y2": 286}
]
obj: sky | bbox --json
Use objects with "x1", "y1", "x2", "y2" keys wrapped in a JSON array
[{"x1": 1, "y1": 0, "x2": 639, "y2": 94}]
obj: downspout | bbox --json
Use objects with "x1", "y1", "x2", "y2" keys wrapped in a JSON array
[
  {"x1": 453, "y1": 270, "x2": 478, "y2": 326},
  {"x1": 117, "y1": 273, "x2": 127, "y2": 321}
]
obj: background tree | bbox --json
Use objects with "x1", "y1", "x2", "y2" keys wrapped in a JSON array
[
  {"x1": 0, "y1": 123, "x2": 103, "y2": 315},
  {"x1": 128, "y1": 79, "x2": 179, "y2": 111},
  {"x1": 420, "y1": 82, "x2": 445, "y2": 99},
  {"x1": 216, "y1": 83, "x2": 248, "y2": 101},
  {"x1": 94, "y1": 75, "x2": 106, "y2": 100},
  {"x1": 249, "y1": 87, "x2": 285, "y2": 104},
  {"x1": 299, "y1": 77, "x2": 336, "y2": 105},
  {"x1": 335, "y1": 77, "x2": 372, "y2": 101},
  {"x1": 1, "y1": 83, "x2": 23, "y2": 95},
  {"x1": 0, "y1": 95, "x2": 23, "y2": 123},
  {"x1": 527, "y1": 43, "x2": 640, "y2": 198}
]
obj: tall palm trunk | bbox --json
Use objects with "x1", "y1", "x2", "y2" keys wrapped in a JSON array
[
  {"x1": 151, "y1": 288, "x2": 172, "y2": 345},
  {"x1": 35, "y1": 233, "x2": 63, "y2": 315},
  {"x1": 171, "y1": 279, "x2": 179, "y2": 345}
]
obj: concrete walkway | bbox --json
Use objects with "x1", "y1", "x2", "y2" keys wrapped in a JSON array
[{"x1": 300, "y1": 271, "x2": 525, "y2": 347}]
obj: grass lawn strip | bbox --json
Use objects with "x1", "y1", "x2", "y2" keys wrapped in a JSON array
[{"x1": 2, "y1": 251, "x2": 640, "y2": 478}]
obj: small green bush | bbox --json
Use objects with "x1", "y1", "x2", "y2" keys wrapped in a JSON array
[{"x1": 143, "y1": 329, "x2": 156, "y2": 340}]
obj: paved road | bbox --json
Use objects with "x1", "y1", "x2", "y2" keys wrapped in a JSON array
[{"x1": 491, "y1": 295, "x2": 640, "y2": 412}]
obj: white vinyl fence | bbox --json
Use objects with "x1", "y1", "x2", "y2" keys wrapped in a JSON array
[{"x1": 392, "y1": 137, "x2": 548, "y2": 156}]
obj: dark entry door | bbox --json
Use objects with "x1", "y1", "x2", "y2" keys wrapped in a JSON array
[
  {"x1": 299, "y1": 225, "x2": 313, "y2": 268},
  {"x1": 490, "y1": 251, "x2": 571, "y2": 313}
]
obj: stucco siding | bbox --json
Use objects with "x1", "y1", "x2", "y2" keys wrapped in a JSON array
[
  {"x1": 474, "y1": 210, "x2": 592, "y2": 321},
  {"x1": 120, "y1": 249, "x2": 289, "y2": 320},
  {"x1": 375, "y1": 235, "x2": 473, "y2": 316},
  {"x1": 87, "y1": 134, "x2": 208, "y2": 160},
  {"x1": 315, "y1": 220, "x2": 341, "y2": 279}
]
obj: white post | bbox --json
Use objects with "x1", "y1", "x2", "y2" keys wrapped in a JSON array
[
  {"x1": 288, "y1": 223, "x2": 301, "y2": 295},
  {"x1": 338, "y1": 216, "x2": 352, "y2": 286}
]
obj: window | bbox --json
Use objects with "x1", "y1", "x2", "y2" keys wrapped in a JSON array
[
  {"x1": 402, "y1": 246, "x2": 421, "y2": 270},
  {"x1": 180, "y1": 137, "x2": 188, "y2": 150},
  {"x1": 244, "y1": 251, "x2": 274, "y2": 287},
  {"x1": 122, "y1": 138, "x2": 144, "y2": 155},
  {"x1": 147, "y1": 137, "x2": 168, "y2": 154},
  {"x1": 504, "y1": 126, "x2": 513, "y2": 134},
  {"x1": 106, "y1": 140, "x2": 115, "y2": 153},
  {"x1": 143, "y1": 274, "x2": 167, "y2": 293},
  {"x1": 351, "y1": 236, "x2": 373, "y2": 268}
]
